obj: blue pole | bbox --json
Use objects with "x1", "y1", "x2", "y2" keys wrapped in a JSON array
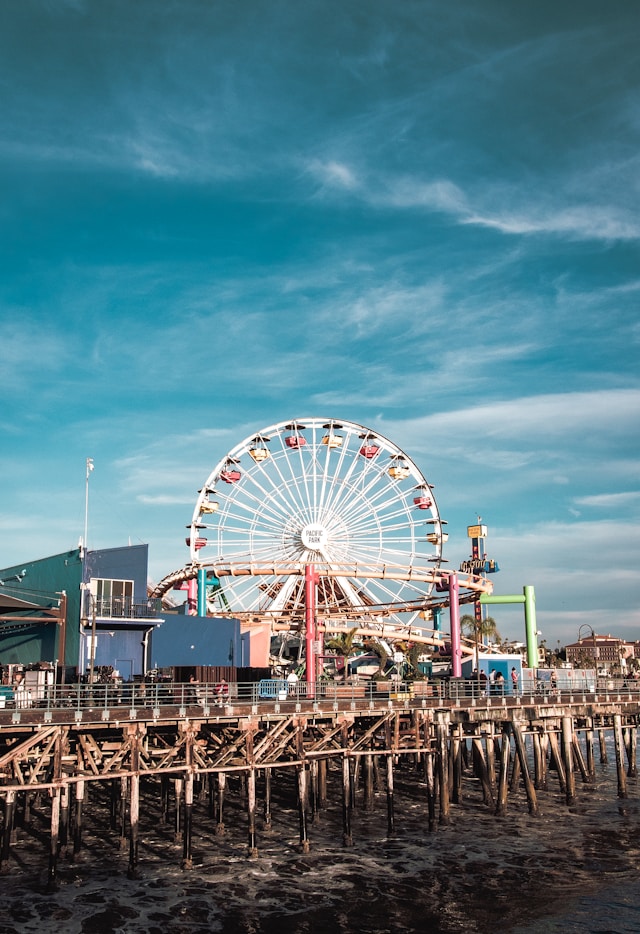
[{"x1": 197, "y1": 568, "x2": 207, "y2": 617}]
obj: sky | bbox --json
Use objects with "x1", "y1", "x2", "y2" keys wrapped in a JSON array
[{"x1": 1, "y1": 0, "x2": 639, "y2": 649}]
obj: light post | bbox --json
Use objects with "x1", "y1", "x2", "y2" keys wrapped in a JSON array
[
  {"x1": 577, "y1": 624, "x2": 598, "y2": 669},
  {"x1": 81, "y1": 591, "x2": 97, "y2": 686}
]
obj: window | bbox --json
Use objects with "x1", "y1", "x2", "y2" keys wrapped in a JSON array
[{"x1": 94, "y1": 579, "x2": 134, "y2": 617}]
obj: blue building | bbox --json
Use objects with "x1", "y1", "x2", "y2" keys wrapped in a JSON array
[{"x1": 0, "y1": 544, "x2": 164, "y2": 680}]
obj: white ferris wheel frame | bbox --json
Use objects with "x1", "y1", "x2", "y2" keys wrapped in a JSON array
[{"x1": 187, "y1": 417, "x2": 449, "y2": 630}]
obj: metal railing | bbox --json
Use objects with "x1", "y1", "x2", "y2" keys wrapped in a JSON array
[{"x1": 2, "y1": 676, "x2": 640, "y2": 716}]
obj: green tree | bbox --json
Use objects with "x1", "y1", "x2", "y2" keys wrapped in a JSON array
[
  {"x1": 325, "y1": 627, "x2": 359, "y2": 677},
  {"x1": 460, "y1": 614, "x2": 500, "y2": 643}
]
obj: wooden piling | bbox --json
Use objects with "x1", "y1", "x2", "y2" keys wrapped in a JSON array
[
  {"x1": 47, "y1": 788, "x2": 61, "y2": 892},
  {"x1": 174, "y1": 778, "x2": 183, "y2": 842},
  {"x1": 561, "y1": 717, "x2": 576, "y2": 805},
  {"x1": 181, "y1": 773, "x2": 194, "y2": 870},
  {"x1": 436, "y1": 721, "x2": 450, "y2": 825},
  {"x1": 72, "y1": 780, "x2": 84, "y2": 860},
  {"x1": 472, "y1": 737, "x2": 494, "y2": 807},
  {"x1": 263, "y1": 767, "x2": 272, "y2": 832},
  {"x1": 598, "y1": 722, "x2": 608, "y2": 764},
  {"x1": 297, "y1": 766, "x2": 310, "y2": 852},
  {"x1": 613, "y1": 714, "x2": 628, "y2": 798},
  {"x1": 512, "y1": 723, "x2": 538, "y2": 816},
  {"x1": 547, "y1": 728, "x2": 567, "y2": 793},
  {"x1": 495, "y1": 727, "x2": 511, "y2": 817},
  {"x1": 363, "y1": 754, "x2": 375, "y2": 811},
  {"x1": 341, "y1": 755, "x2": 353, "y2": 846},
  {"x1": 215, "y1": 772, "x2": 226, "y2": 835},
  {"x1": 585, "y1": 719, "x2": 596, "y2": 779},
  {"x1": 386, "y1": 755, "x2": 395, "y2": 834},
  {"x1": 127, "y1": 732, "x2": 141, "y2": 879},
  {"x1": 247, "y1": 768, "x2": 258, "y2": 858}
]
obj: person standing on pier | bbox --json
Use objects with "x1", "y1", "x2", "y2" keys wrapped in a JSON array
[{"x1": 511, "y1": 667, "x2": 519, "y2": 695}]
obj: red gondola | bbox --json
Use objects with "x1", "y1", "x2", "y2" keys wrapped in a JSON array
[{"x1": 220, "y1": 469, "x2": 241, "y2": 483}]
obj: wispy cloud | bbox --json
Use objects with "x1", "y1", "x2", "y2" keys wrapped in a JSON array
[{"x1": 573, "y1": 491, "x2": 640, "y2": 508}]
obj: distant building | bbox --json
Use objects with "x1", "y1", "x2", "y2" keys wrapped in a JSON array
[{"x1": 565, "y1": 633, "x2": 637, "y2": 672}]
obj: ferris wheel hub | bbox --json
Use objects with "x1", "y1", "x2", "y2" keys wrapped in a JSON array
[{"x1": 300, "y1": 523, "x2": 328, "y2": 551}]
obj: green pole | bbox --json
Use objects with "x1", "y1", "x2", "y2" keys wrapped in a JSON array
[
  {"x1": 523, "y1": 586, "x2": 537, "y2": 669},
  {"x1": 480, "y1": 587, "x2": 538, "y2": 668}
]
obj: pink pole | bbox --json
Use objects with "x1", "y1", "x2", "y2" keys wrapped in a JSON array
[
  {"x1": 187, "y1": 578, "x2": 198, "y2": 616},
  {"x1": 305, "y1": 565, "x2": 318, "y2": 686},
  {"x1": 448, "y1": 573, "x2": 462, "y2": 678}
]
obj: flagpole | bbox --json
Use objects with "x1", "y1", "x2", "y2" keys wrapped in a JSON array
[{"x1": 84, "y1": 458, "x2": 94, "y2": 551}]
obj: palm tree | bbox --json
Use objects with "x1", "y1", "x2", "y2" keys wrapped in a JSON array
[
  {"x1": 325, "y1": 627, "x2": 359, "y2": 679},
  {"x1": 363, "y1": 638, "x2": 390, "y2": 677},
  {"x1": 460, "y1": 613, "x2": 500, "y2": 665},
  {"x1": 460, "y1": 614, "x2": 500, "y2": 642}
]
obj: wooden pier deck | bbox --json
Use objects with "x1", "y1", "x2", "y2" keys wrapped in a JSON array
[{"x1": 1, "y1": 683, "x2": 638, "y2": 887}]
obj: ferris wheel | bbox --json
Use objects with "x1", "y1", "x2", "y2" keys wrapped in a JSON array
[{"x1": 185, "y1": 418, "x2": 448, "y2": 631}]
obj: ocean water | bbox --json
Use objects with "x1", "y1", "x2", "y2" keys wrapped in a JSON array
[{"x1": 1, "y1": 754, "x2": 639, "y2": 934}]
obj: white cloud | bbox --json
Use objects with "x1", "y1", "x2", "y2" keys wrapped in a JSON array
[
  {"x1": 306, "y1": 159, "x2": 359, "y2": 190},
  {"x1": 574, "y1": 491, "x2": 640, "y2": 508}
]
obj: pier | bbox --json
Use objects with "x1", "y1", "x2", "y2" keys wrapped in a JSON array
[{"x1": 1, "y1": 680, "x2": 638, "y2": 890}]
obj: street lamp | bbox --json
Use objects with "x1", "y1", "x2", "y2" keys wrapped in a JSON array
[
  {"x1": 577, "y1": 624, "x2": 598, "y2": 668},
  {"x1": 80, "y1": 591, "x2": 97, "y2": 685}
]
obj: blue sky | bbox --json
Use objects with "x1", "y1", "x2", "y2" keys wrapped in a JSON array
[{"x1": 1, "y1": 0, "x2": 638, "y2": 648}]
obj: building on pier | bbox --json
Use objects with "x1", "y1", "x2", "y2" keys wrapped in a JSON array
[{"x1": 0, "y1": 544, "x2": 164, "y2": 680}]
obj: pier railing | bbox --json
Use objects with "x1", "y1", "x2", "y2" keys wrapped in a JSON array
[{"x1": 3, "y1": 675, "x2": 640, "y2": 716}]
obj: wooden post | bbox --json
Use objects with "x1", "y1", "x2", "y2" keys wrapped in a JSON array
[
  {"x1": 263, "y1": 767, "x2": 272, "y2": 832},
  {"x1": 512, "y1": 723, "x2": 538, "y2": 816},
  {"x1": 72, "y1": 780, "x2": 84, "y2": 861},
  {"x1": 485, "y1": 724, "x2": 497, "y2": 792},
  {"x1": 598, "y1": 722, "x2": 608, "y2": 764},
  {"x1": 585, "y1": 719, "x2": 596, "y2": 779},
  {"x1": 472, "y1": 737, "x2": 494, "y2": 807},
  {"x1": 451, "y1": 726, "x2": 463, "y2": 804},
  {"x1": 47, "y1": 788, "x2": 61, "y2": 892},
  {"x1": 495, "y1": 727, "x2": 511, "y2": 817},
  {"x1": 118, "y1": 776, "x2": 128, "y2": 850},
  {"x1": 532, "y1": 731, "x2": 544, "y2": 790},
  {"x1": 547, "y1": 729, "x2": 567, "y2": 793},
  {"x1": 613, "y1": 714, "x2": 628, "y2": 798},
  {"x1": 509, "y1": 746, "x2": 521, "y2": 793},
  {"x1": 625, "y1": 726, "x2": 637, "y2": 778},
  {"x1": 174, "y1": 778, "x2": 183, "y2": 842},
  {"x1": 309, "y1": 759, "x2": 319, "y2": 823},
  {"x1": 561, "y1": 717, "x2": 576, "y2": 805},
  {"x1": 60, "y1": 783, "x2": 70, "y2": 856},
  {"x1": 127, "y1": 731, "x2": 141, "y2": 880},
  {"x1": 425, "y1": 751, "x2": 437, "y2": 832},
  {"x1": 1, "y1": 790, "x2": 16, "y2": 872},
  {"x1": 571, "y1": 734, "x2": 591, "y2": 784},
  {"x1": 386, "y1": 755, "x2": 395, "y2": 835},
  {"x1": 350, "y1": 758, "x2": 358, "y2": 810},
  {"x1": 363, "y1": 754, "x2": 375, "y2": 811},
  {"x1": 318, "y1": 759, "x2": 328, "y2": 809},
  {"x1": 436, "y1": 721, "x2": 450, "y2": 826},
  {"x1": 160, "y1": 775, "x2": 170, "y2": 824},
  {"x1": 215, "y1": 772, "x2": 226, "y2": 836},
  {"x1": 181, "y1": 773, "x2": 194, "y2": 870},
  {"x1": 297, "y1": 766, "x2": 310, "y2": 852},
  {"x1": 342, "y1": 756, "x2": 353, "y2": 846},
  {"x1": 247, "y1": 769, "x2": 258, "y2": 858}
]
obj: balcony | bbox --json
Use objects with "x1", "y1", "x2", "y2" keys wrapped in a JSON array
[{"x1": 94, "y1": 598, "x2": 163, "y2": 620}]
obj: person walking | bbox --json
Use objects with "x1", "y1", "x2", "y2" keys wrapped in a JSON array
[{"x1": 511, "y1": 666, "x2": 519, "y2": 695}]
